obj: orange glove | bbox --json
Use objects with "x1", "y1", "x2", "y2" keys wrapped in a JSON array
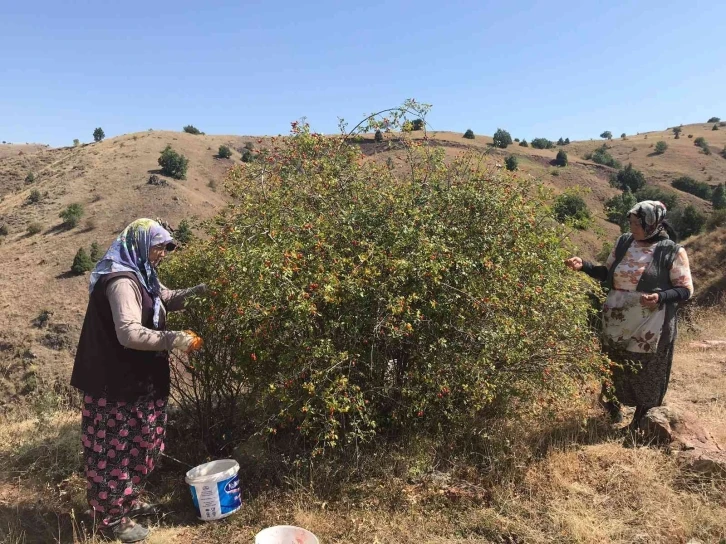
[{"x1": 173, "y1": 330, "x2": 204, "y2": 353}]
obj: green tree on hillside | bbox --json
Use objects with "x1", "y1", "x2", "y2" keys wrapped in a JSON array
[
  {"x1": 183, "y1": 125, "x2": 202, "y2": 135},
  {"x1": 25, "y1": 172, "x2": 35, "y2": 184},
  {"x1": 73, "y1": 139, "x2": 80, "y2": 147},
  {"x1": 672, "y1": 176, "x2": 713, "y2": 200},
  {"x1": 411, "y1": 119, "x2": 425, "y2": 131},
  {"x1": 635, "y1": 186, "x2": 679, "y2": 211},
  {"x1": 505, "y1": 155, "x2": 518, "y2": 171},
  {"x1": 27, "y1": 189, "x2": 41, "y2": 204},
  {"x1": 531, "y1": 137, "x2": 555, "y2": 149},
  {"x1": 374, "y1": 129, "x2": 383, "y2": 143},
  {"x1": 611, "y1": 163, "x2": 646, "y2": 192},
  {"x1": 71, "y1": 248, "x2": 94, "y2": 275},
  {"x1": 553, "y1": 192, "x2": 591, "y2": 229},
  {"x1": 671, "y1": 205, "x2": 706, "y2": 239},
  {"x1": 555, "y1": 149, "x2": 568, "y2": 167},
  {"x1": 519, "y1": 139, "x2": 529, "y2": 147},
  {"x1": 492, "y1": 128, "x2": 513, "y2": 149},
  {"x1": 654, "y1": 141, "x2": 668, "y2": 154},
  {"x1": 707, "y1": 117, "x2": 720, "y2": 123},
  {"x1": 218, "y1": 145, "x2": 232, "y2": 159},
  {"x1": 621, "y1": 133, "x2": 627, "y2": 140},
  {"x1": 713, "y1": 124, "x2": 719, "y2": 131},
  {"x1": 564, "y1": 138, "x2": 570, "y2": 145},
  {"x1": 90, "y1": 242, "x2": 102, "y2": 262},
  {"x1": 158, "y1": 145, "x2": 189, "y2": 179},
  {"x1": 175, "y1": 219, "x2": 194, "y2": 244},
  {"x1": 557, "y1": 137, "x2": 565, "y2": 146},
  {"x1": 93, "y1": 128, "x2": 105, "y2": 142},
  {"x1": 59, "y1": 203, "x2": 84, "y2": 229},
  {"x1": 605, "y1": 189, "x2": 637, "y2": 232},
  {"x1": 711, "y1": 184, "x2": 726, "y2": 210},
  {"x1": 600, "y1": 131, "x2": 612, "y2": 140},
  {"x1": 463, "y1": 129, "x2": 475, "y2": 139},
  {"x1": 672, "y1": 126, "x2": 682, "y2": 139}
]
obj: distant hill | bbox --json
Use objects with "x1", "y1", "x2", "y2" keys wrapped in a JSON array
[{"x1": 0, "y1": 121, "x2": 724, "y2": 406}]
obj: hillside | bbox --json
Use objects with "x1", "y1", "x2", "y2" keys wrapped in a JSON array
[{"x1": 0, "y1": 122, "x2": 725, "y2": 406}]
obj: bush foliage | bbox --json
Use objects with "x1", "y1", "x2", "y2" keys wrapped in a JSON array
[
  {"x1": 175, "y1": 219, "x2": 194, "y2": 244},
  {"x1": 163, "y1": 105, "x2": 604, "y2": 458},
  {"x1": 670, "y1": 205, "x2": 706, "y2": 239},
  {"x1": 27, "y1": 189, "x2": 41, "y2": 203},
  {"x1": 711, "y1": 184, "x2": 726, "y2": 210},
  {"x1": 555, "y1": 150, "x2": 568, "y2": 167},
  {"x1": 552, "y1": 192, "x2": 591, "y2": 229},
  {"x1": 654, "y1": 141, "x2": 668, "y2": 154},
  {"x1": 600, "y1": 131, "x2": 612, "y2": 140},
  {"x1": 72, "y1": 248, "x2": 94, "y2": 275},
  {"x1": 374, "y1": 130, "x2": 383, "y2": 143},
  {"x1": 605, "y1": 189, "x2": 637, "y2": 232},
  {"x1": 158, "y1": 145, "x2": 189, "y2": 179},
  {"x1": 671, "y1": 176, "x2": 713, "y2": 200},
  {"x1": 707, "y1": 117, "x2": 720, "y2": 123},
  {"x1": 530, "y1": 138, "x2": 554, "y2": 150},
  {"x1": 93, "y1": 128, "x2": 105, "y2": 142},
  {"x1": 586, "y1": 146, "x2": 621, "y2": 169},
  {"x1": 463, "y1": 129, "x2": 475, "y2": 140},
  {"x1": 59, "y1": 203, "x2": 84, "y2": 229},
  {"x1": 634, "y1": 186, "x2": 679, "y2": 211},
  {"x1": 504, "y1": 155, "x2": 518, "y2": 171},
  {"x1": 519, "y1": 140, "x2": 529, "y2": 147},
  {"x1": 183, "y1": 125, "x2": 202, "y2": 135},
  {"x1": 27, "y1": 222, "x2": 42, "y2": 235},
  {"x1": 492, "y1": 128, "x2": 512, "y2": 149},
  {"x1": 610, "y1": 163, "x2": 646, "y2": 193},
  {"x1": 672, "y1": 127, "x2": 682, "y2": 139},
  {"x1": 25, "y1": 172, "x2": 35, "y2": 184},
  {"x1": 218, "y1": 145, "x2": 233, "y2": 159}
]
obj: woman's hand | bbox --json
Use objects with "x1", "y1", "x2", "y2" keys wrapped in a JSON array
[
  {"x1": 640, "y1": 293, "x2": 660, "y2": 309},
  {"x1": 564, "y1": 257, "x2": 583, "y2": 271},
  {"x1": 173, "y1": 330, "x2": 204, "y2": 353}
]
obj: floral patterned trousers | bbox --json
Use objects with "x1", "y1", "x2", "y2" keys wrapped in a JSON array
[{"x1": 81, "y1": 393, "x2": 167, "y2": 526}]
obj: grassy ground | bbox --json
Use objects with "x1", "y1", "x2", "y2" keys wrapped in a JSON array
[{"x1": 1, "y1": 308, "x2": 724, "y2": 543}]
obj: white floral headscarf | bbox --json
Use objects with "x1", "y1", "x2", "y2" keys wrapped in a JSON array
[{"x1": 627, "y1": 200, "x2": 667, "y2": 238}]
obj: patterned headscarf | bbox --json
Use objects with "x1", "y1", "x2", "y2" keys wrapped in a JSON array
[
  {"x1": 627, "y1": 200, "x2": 668, "y2": 238},
  {"x1": 90, "y1": 219, "x2": 174, "y2": 327}
]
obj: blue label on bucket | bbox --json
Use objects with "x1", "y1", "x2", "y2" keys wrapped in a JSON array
[
  {"x1": 190, "y1": 485, "x2": 201, "y2": 518},
  {"x1": 217, "y1": 474, "x2": 242, "y2": 514}
]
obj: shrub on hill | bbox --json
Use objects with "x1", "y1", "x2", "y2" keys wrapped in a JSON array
[
  {"x1": 605, "y1": 188, "x2": 637, "y2": 232},
  {"x1": 504, "y1": 155, "x2": 518, "y2": 171},
  {"x1": 183, "y1": 125, "x2": 202, "y2": 135},
  {"x1": 0, "y1": 224, "x2": 8, "y2": 236},
  {"x1": 59, "y1": 203, "x2": 84, "y2": 229},
  {"x1": 555, "y1": 149, "x2": 568, "y2": 167},
  {"x1": 175, "y1": 219, "x2": 193, "y2": 244},
  {"x1": 672, "y1": 127, "x2": 682, "y2": 139},
  {"x1": 694, "y1": 136, "x2": 708, "y2": 150},
  {"x1": 557, "y1": 137, "x2": 565, "y2": 146},
  {"x1": 374, "y1": 130, "x2": 383, "y2": 143},
  {"x1": 710, "y1": 183, "x2": 726, "y2": 210},
  {"x1": 514, "y1": 138, "x2": 520, "y2": 142},
  {"x1": 654, "y1": 141, "x2": 668, "y2": 154},
  {"x1": 610, "y1": 163, "x2": 646, "y2": 192},
  {"x1": 621, "y1": 133, "x2": 627, "y2": 140},
  {"x1": 635, "y1": 186, "x2": 679, "y2": 211},
  {"x1": 411, "y1": 119, "x2": 424, "y2": 131},
  {"x1": 552, "y1": 192, "x2": 591, "y2": 229},
  {"x1": 688, "y1": 134, "x2": 693, "y2": 138},
  {"x1": 519, "y1": 139, "x2": 529, "y2": 147},
  {"x1": 158, "y1": 145, "x2": 189, "y2": 179},
  {"x1": 564, "y1": 138, "x2": 570, "y2": 145},
  {"x1": 93, "y1": 128, "x2": 105, "y2": 142},
  {"x1": 73, "y1": 139, "x2": 80, "y2": 147},
  {"x1": 600, "y1": 131, "x2": 612, "y2": 140},
  {"x1": 707, "y1": 117, "x2": 720, "y2": 123},
  {"x1": 241, "y1": 148, "x2": 254, "y2": 163},
  {"x1": 531, "y1": 137, "x2": 554, "y2": 150},
  {"x1": 587, "y1": 146, "x2": 621, "y2": 169},
  {"x1": 218, "y1": 145, "x2": 233, "y2": 159},
  {"x1": 162, "y1": 112, "x2": 605, "y2": 457},
  {"x1": 463, "y1": 129, "x2": 475, "y2": 140},
  {"x1": 706, "y1": 209, "x2": 726, "y2": 231},
  {"x1": 492, "y1": 128, "x2": 512, "y2": 148},
  {"x1": 71, "y1": 248, "x2": 94, "y2": 275},
  {"x1": 671, "y1": 176, "x2": 713, "y2": 200},
  {"x1": 713, "y1": 124, "x2": 719, "y2": 131},
  {"x1": 90, "y1": 242, "x2": 102, "y2": 262},
  {"x1": 25, "y1": 172, "x2": 35, "y2": 184},
  {"x1": 27, "y1": 222, "x2": 42, "y2": 235},
  {"x1": 670, "y1": 205, "x2": 706, "y2": 239},
  {"x1": 27, "y1": 189, "x2": 41, "y2": 203}
]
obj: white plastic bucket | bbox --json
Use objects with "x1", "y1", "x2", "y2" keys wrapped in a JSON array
[
  {"x1": 255, "y1": 525, "x2": 319, "y2": 544},
  {"x1": 185, "y1": 459, "x2": 241, "y2": 521}
]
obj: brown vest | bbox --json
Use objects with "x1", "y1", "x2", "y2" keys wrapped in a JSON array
[{"x1": 71, "y1": 272, "x2": 170, "y2": 401}]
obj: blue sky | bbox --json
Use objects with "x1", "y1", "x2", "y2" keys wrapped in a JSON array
[{"x1": 1, "y1": 1, "x2": 724, "y2": 147}]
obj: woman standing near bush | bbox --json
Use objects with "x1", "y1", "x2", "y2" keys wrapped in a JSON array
[
  {"x1": 565, "y1": 201, "x2": 693, "y2": 427},
  {"x1": 71, "y1": 218, "x2": 204, "y2": 543}
]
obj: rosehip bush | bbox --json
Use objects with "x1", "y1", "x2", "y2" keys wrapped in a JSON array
[{"x1": 163, "y1": 106, "x2": 605, "y2": 458}]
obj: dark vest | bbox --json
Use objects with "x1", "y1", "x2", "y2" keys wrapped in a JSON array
[
  {"x1": 605, "y1": 233, "x2": 681, "y2": 293},
  {"x1": 71, "y1": 272, "x2": 170, "y2": 401}
]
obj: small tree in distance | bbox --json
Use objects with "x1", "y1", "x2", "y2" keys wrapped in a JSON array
[
  {"x1": 707, "y1": 117, "x2": 720, "y2": 123},
  {"x1": 73, "y1": 139, "x2": 80, "y2": 147},
  {"x1": 557, "y1": 137, "x2": 565, "y2": 146},
  {"x1": 463, "y1": 129, "x2": 475, "y2": 140},
  {"x1": 218, "y1": 145, "x2": 232, "y2": 159},
  {"x1": 59, "y1": 203, "x2": 84, "y2": 229},
  {"x1": 158, "y1": 145, "x2": 189, "y2": 179},
  {"x1": 654, "y1": 141, "x2": 668, "y2": 154},
  {"x1": 611, "y1": 163, "x2": 646, "y2": 192},
  {"x1": 72, "y1": 248, "x2": 94, "y2": 275},
  {"x1": 565, "y1": 138, "x2": 570, "y2": 145},
  {"x1": 713, "y1": 124, "x2": 720, "y2": 131},
  {"x1": 505, "y1": 155, "x2": 518, "y2": 171},
  {"x1": 90, "y1": 242, "x2": 102, "y2": 262},
  {"x1": 555, "y1": 149, "x2": 568, "y2": 167},
  {"x1": 519, "y1": 139, "x2": 529, "y2": 147},
  {"x1": 183, "y1": 125, "x2": 202, "y2": 135},
  {"x1": 672, "y1": 126, "x2": 682, "y2": 139},
  {"x1": 374, "y1": 129, "x2": 383, "y2": 143},
  {"x1": 411, "y1": 119, "x2": 424, "y2": 131},
  {"x1": 93, "y1": 128, "x2": 105, "y2": 142},
  {"x1": 492, "y1": 128, "x2": 513, "y2": 149},
  {"x1": 621, "y1": 133, "x2": 627, "y2": 140},
  {"x1": 600, "y1": 131, "x2": 612, "y2": 140},
  {"x1": 175, "y1": 219, "x2": 194, "y2": 244},
  {"x1": 711, "y1": 184, "x2": 726, "y2": 210}
]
